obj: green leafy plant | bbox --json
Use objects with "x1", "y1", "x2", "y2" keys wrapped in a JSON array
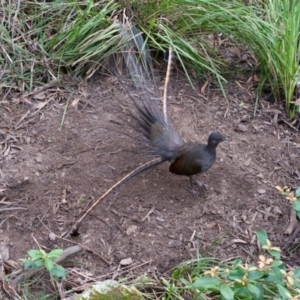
[
  {"x1": 21, "y1": 248, "x2": 67, "y2": 280},
  {"x1": 276, "y1": 186, "x2": 300, "y2": 218},
  {"x1": 161, "y1": 230, "x2": 300, "y2": 300}
]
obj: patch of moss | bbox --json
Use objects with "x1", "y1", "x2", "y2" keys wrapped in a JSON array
[{"x1": 77, "y1": 280, "x2": 144, "y2": 300}]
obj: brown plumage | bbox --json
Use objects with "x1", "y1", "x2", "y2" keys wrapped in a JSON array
[
  {"x1": 133, "y1": 97, "x2": 226, "y2": 193},
  {"x1": 116, "y1": 23, "x2": 226, "y2": 194}
]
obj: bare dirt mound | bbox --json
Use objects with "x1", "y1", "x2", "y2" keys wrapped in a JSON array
[{"x1": 1, "y1": 70, "x2": 299, "y2": 286}]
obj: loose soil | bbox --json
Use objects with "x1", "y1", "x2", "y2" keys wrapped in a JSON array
[{"x1": 1, "y1": 65, "x2": 300, "y2": 294}]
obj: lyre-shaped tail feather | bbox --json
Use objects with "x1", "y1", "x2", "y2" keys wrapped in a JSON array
[
  {"x1": 119, "y1": 24, "x2": 155, "y2": 91},
  {"x1": 115, "y1": 22, "x2": 159, "y2": 109},
  {"x1": 116, "y1": 22, "x2": 184, "y2": 160}
]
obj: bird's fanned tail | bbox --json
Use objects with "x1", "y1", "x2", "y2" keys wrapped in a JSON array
[{"x1": 113, "y1": 21, "x2": 184, "y2": 160}]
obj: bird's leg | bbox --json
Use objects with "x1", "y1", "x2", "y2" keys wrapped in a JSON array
[
  {"x1": 192, "y1": 177, "x2": 207, "y2": 193},
  {"x1": 184, "y1": 176, "x2": 205, "y2": 199},
  {"x1": 186, "y1": 176, "x2": 207, "y2": 198},
  {"x1": 184, "y1": 177, "x2": 198, "y2": 199}
]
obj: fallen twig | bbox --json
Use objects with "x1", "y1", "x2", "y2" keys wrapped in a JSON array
[
  {"x1": 0, "y1": 207, "x2": 27, "y2": 212},
  {"x1": 285, "y1": 207, "x2": 298, "y2": 235},
  {"x1": 20, "y1": 79, "x2": 58, "y2": 101}
]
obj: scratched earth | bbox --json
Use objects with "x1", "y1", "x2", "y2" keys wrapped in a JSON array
[{"x1": 1, "y1": 58, "x2": 300, "y2": 294}]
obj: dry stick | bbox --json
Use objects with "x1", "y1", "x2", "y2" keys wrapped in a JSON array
[
  {"x1": 0, "y1": 207, "x2": 27, "y2": 212},
  {"x1": 285, "y1": 207, "x2": 298, "y2": 235},
  {"x1": 69, "y1": 157, "x2": 166, "y2": 235},
  {"x1": 163, "y1": 47, "x2": 173, "y2": 124},
  {"x1": 283, "y1": 226, "x2": 300, "y2": 251},
  {"x1": 59, "y1": 94, "x2": 71, "y2": 131},
  {"x1": 20, "y1": 79, "x2": 57, "y2": 101}
]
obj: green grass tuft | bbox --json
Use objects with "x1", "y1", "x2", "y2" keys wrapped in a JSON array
[{"x1": 1, "y1": 0, "x2": 299, "y2": 117}]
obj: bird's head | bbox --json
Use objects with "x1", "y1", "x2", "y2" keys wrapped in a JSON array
[{"x1": 207, "y1": 132, "x2": 227, "y2": 147}]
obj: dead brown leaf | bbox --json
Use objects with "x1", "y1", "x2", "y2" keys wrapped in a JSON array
[{"x1": 200, "y1": 79, "x2": 210, "y2": 94}]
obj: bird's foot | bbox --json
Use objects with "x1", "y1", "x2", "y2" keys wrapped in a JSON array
[
  {"x1": 194, "y1": 179, "x2": 207, "y2": 195},
  {"x1": 185, "y1": 187, "x2": 199, "y2": 199},
  {"x1": 186, "y1": 179, "x2": 207, "y2": 199},
  {"x1": 186, "y1": 176, "x2": 207, "y2": 199}
]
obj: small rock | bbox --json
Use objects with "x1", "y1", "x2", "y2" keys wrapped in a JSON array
[
  {"x1": 258, "y1": 189, "x2": 266, "y2": 194},
  {"x1": 1, "y1": 247, "x2": 9, "y2": 260},
  {"x1": 35, "y1": 153, "x2": 43, "y2": 163},
  {"x1": 126, "y1": 225, "x2": 137, "y2": 235},
  {"x1": 120, "y1": 257, "x2": 132, "y2": 266},
  {"x1": 49, "y1": 232, "x2": 56, "y2": 241},
  {"x1": 167, "y1": 240, "x2": 182, "y2": 248},
  {"x1": 241, "y1": 115, "x2": 249, "y2": 122},
  {"x1": 235, "y1": 124, "x2": 248, "y2": 132}
]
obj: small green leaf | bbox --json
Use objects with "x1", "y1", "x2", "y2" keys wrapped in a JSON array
[
  {"x1": 292, "y1": 200, "x2": 300, "y2": 213},
  {"x1": 265, "y1": 273, "x2": 283, "y2": 285},
  {"x1": 295, "y1": 187, "x2": 300, "y2": 198},
  {"x1": 228, "y1": 268, "x2": 245, "y2": 280},
  {"x1": 232, "y1": 259, "x2": 243, "y2": 267},
  {"x1": 256, "y1": 230, "x2": 268, "y2": 247},
  {"x1": 272, "y1": 266, "x2": 285, "y2": 278},
  {"x1": 234, "y1": 286, "x2": 252, "y2": 298},
  {"x1": 269, "y1": 249, "x2": 281, "y2": 260},
  {"x1": 48, "y1": 249, "x2": 63, "y2": 259},
  {"x1": 265, "y1": 265, "x2": 284, "y2": 283},
  {"x1": 277, "y1": 284, "x2": 291, "y2": 299},
  {"x1": 193, "y1": 276, "x2": 221, "y2": 290},
  {"x1": 27, "y1": 249, "x2": 43, "y2": 259},
  {"x1": 220, "y1": 284, "x2": 234, "y2": 300},
  {"x1": 247, "y1": 283, "x2": 262, "y2": 298},
  {"x1": 32, "y1": 259, "x2": 44, "y2": 268},
  {"x1": 23, "y1": 258, "x2": 44, "y2": 269},
  {"x1": 45, "y1": 258, "x2": 54, "y2": 271},
  {"x1": 23, "y1": 260, "x2": 35, "y2": 269},
  {"x1": 271, "y1": 260, "x2": 284, "y2": 268},
  {"x1": 294, "y1": 280, "x2": 300, "y2": 289},
  {"x1": 50, "y1": 265, "x2": 67, "y2": 279},
  {"x1": 293, "y1": 268, "x2": 300, "y2": 278},
  {"x1": 248, "y1": 270, "x2": 264, "y2": 281}
]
